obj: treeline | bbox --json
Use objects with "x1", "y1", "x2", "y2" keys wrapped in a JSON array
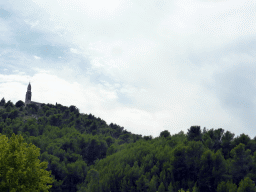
[
  {"x1": 88, "y1": 128, "x2": 256, "y2": 192},
  {"x1": 0, "y1": 98, "x2": 143, "y2": 191},
  {"x1": 0, "y1": 97, "x2": 256, "y2": 191}
]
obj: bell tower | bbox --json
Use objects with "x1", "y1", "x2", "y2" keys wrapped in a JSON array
[{"x1": 25, "y1": 82, "x2": 32, "y2": 106}]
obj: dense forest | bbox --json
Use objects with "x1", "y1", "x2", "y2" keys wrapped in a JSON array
[{"x1": 1, "y1": 97, "x2": 256, "y2": 192}]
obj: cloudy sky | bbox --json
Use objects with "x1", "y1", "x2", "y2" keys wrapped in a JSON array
[{"x1": 1, "y1": 0, "x2": 256, "y2": 139}]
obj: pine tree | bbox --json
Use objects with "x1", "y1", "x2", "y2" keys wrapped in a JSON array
[
  {"x1": 168, "y1": 182, "x2": 174, "y2": 192},
  {"x1": 148, "y1": 176, "x2": 157, "y2": 192},
  {"x1": 0, "y1": 97, "x2": 5, "y2": 106},
  {"x1": 158, "y1": 182, "x2": 165, "y2": 192},
  {"x1": 237, "y1": 177, "x2": 256, "y2": 192},
  {"x1": 192, "y1": 182, "x2": 199, "y2": 192}
]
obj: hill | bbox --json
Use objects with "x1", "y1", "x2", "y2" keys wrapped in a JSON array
[{"x1": 1, "y1": 97, "x2": 256, "y2": 192}]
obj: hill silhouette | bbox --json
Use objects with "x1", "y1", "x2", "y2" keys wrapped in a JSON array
[{"x1": 1, "y1": 97, "x2": 256, "y2": 191}]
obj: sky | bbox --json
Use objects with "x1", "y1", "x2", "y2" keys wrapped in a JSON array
[{"x1": 1, "y1": 0, "x2": 256, "y2": 139}]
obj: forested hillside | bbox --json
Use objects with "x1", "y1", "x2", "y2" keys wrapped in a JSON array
[{"x1": 1, "y1": 97, "x2": 256, "y2": 192}]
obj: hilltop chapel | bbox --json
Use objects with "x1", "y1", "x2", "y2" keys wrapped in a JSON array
[{"x1": 25, "y1": 82, "x2": 44, "y2": 108}]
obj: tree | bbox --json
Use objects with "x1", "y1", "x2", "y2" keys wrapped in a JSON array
[
  {"x1": 212, "y1": 128, "x2": 225, "y2": 151},
  {"x1": 136, "y1": 175, "x2": 148, "y2": 192},
  {"x1": 0, "y1": 97, "x2": 5, "y2": 106},
  {"x1": 106, "y1": 136, "x2": 114, "y2": 147},
  {"x1": 158, "y1": 182, "x2": 166, "y2": 192},
  {"x1": 85, "y1": 169, "x2": 101, "y2": 192},
  {"x1": 212, "y1": 149, "x2": 230, "y2": 189},
  {"x1": 45, "y1": 109, "x2": 53, "y2": 117},
  {"x1": 2, "y1": 124, "x2": 13, "y2": 138},
  {"x1": 49, "y1": 114, "x2": 62, "y2": 127},
  {"x1": 9, "y1": 109, "x2": 19, "y2": 119},
  {"x1": 216, "y1": 181, "x2": 226, "y2": 192},
  {"x1": 6, "y1": 105, "x2": 11, "y2": 112},
  {"x1": 42, "y1": 105, "x2": 50, "y2": 113},
  {"x1": 119, "y1": 133, "x2": 130, "y2": 142},
  {"x1": 187, "y1": 126, "x2": 202, "y2": 142},
  {"x1": 160, "y1": 130, "x2": 170, "y2": 138},
  {"x1": 15, "y1": 100, "x2": 25, "y2": 108},
  {"x1": 237, "y1": 177, "x2": 256, "y2": 192},
  {"x1": 86, "y1": 138, "x2": 101, "y2": 165},
  {"x1": 178, "y1": 189, "x2": 189, "y2": 192},
  {"x1": 247, "y1": 151, "x2": 256, "y2": 185},
  {"x1": 69, "y1": 105, "x2": 79, "y2": 114},
  {"x1": 120, "y1": 178, "x2": 128, "y2": 192},
  {"x1": 232, "y1": 133, "x2": 251, "y2": 150},
  {"x1": 185, "y1": 141, "x2": 205, "y2": 185},
  {"x1": 0, "y1": 133, "x2": 54, "y2": 192},
  {"x1": 4, "y1": 100, "x2": 14, "y2": 108},
  {"x1": 27, "y1": 103, "x2": 39, "y2": 114},
  {"x1": 248, "y1": 140, "x2": 256, "y2": 155},
  {"x1": 198, "y1": 150, "x2": 215, "y2": 192},
  {"x1": 192, "y1": 182, "x2": 199, "y2": 192},
  {"x1": 229, "y1": 143, "x2": 253, "y2": 185},
  {"x1": 217, "y1": 180, "x2": 237, "y2": 192},
  {"x1": 221, "y1": 130, "x2": 235, "y2": 159},
  {"x1": 65, "y1": 160, "x2": 88, "y2": 191},
  {"x1": 226, "y1": 180, "x2": 238, "y2": 192},
  {"x1": 168, "y1": 182, "x2": 174, "y2": 192},
  {"x1": 203, "y1": 128, "x2": 225, "y2": 152},
  {"x1": 171, "y1": 145, "x2": 188, "y2": 190},
  {"x1": 143, "y1": 135, "x2": 153, "y2": 140},
  {"x1": 148, "y1": 175, "x2": 157, "y2": 192}
]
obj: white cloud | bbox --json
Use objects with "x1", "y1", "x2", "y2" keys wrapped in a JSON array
[
  {"x1": 1, "y1": 0, "x2": 256, "y2": 139},
  {"x1": 70, "y1": 48, "x2": 79, "y2": 54},
  {"x1": 0, "y1": 18, "x2": 15, "y2": 44},
  {"x1": 24, "y1": 19, "x2": 39, "y2": 28}
]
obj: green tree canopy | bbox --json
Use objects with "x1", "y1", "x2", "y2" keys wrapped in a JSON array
[
  {"x1": 69, "y1": 105, "x2": 79, "y2": 114},
  {"x1": 0, "y1": 97, "x2": 5, "y2": 106},
  {"x1": 160, "y1": 130, "x2": 171, "y2": 138},
  {"x1": 198, "y1": 149, "x2": 215, "y2": 192},
  {"x1": 232, "y1": 133, "x2": 251, "y2": 149},
  {"x1": 4, "y1": 100, "x2": 14, "y2": 108},
  {"x1": 15, "y1": 100, "x2": 25, "y2": 108},
  {"x1": 0, "y1": 133, "x2": 54, "y2": 192},
  {"x1": 158, "y1": 182, "x2": 166, "y2": 192},
  {"x1": 85, "y1": 169, "x2": 100, "y2": 192},
  {"x1": 220, "y1": 130, "x2": 235, "y2": 159},
  {"x1": 9, "y1": 109, "x2": 19, "y2": 120},
  {"x1": 229, "y1": 143, "x2": 253, "y2": 185},
  {"x1": 237, "y1": 177, "x2": 256, "y2": 192},
  {"x1": 187, "y1": 126, "x2": 202, "y2": 142},
  {"x1": 217, "y1": 180, "x2": 237, "y2": 192}
]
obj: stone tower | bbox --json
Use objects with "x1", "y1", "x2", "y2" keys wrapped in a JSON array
[
  {"x1": 25, "y1": 82, "x2": 32, "y2": 106},
  {"x1": 25, "y1": 82, "x2": 44, "y2": 108}
]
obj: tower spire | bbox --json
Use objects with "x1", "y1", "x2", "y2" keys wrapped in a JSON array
[
  {"x1": 25, "y1": 82, "x2": 32, "y2": 105},
  {"x1": 27, "y1": 82, "x2": 31, "y2": 91}
]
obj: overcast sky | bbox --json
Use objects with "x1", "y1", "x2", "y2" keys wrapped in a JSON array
[{"x1": 1, "y1": 0, "x2": 256, "y2": 139}]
